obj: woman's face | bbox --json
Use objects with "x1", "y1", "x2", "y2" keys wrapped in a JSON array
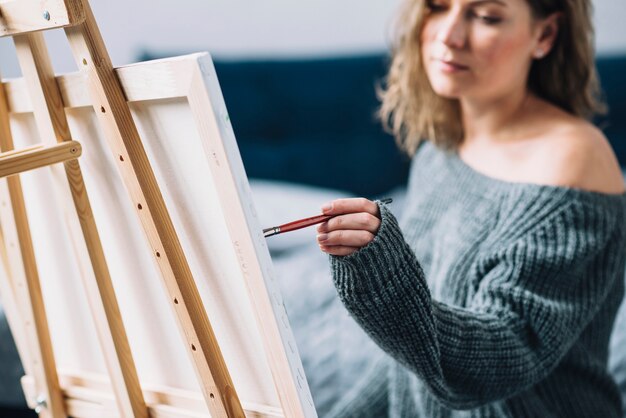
[{"x1": 420, "y1": 0, "x2": 543, "y2": 102}]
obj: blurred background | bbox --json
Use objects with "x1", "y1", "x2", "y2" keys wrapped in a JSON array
[
  {"x1": 1, "y1": 0, "x2": 626, "y2": 416},
  {"x1": 1, "y1": 0, "x2": 625, "y2": 198},
  {"x1": 1, "y1": 0, "x2": 625, "y2": 72}
]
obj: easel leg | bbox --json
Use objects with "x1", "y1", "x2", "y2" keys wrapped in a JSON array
[
  {"x1": 0, "y1": 173, "x2": 67, "y2": 418},
  {"x1": 0, "y1": 66, "x2": 66, "y2": 418},
  {"x1": 0, "y1": 193, "x2": 32, "y2": 380}
]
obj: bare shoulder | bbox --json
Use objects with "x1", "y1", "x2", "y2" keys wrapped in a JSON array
[{"x1": 535, "y1": 118, "x2": 625, "y2": 194}]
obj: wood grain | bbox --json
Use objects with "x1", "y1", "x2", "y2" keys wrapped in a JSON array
[
  {"x1": 0, "y1": 140, "x2": 80, "y2": 178},
  {"x1": 0, "y1": 0, "x2": 84, "y2": 37}
]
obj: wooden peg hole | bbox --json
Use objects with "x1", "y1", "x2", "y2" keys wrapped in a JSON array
[
  {"x1": 100, "y1": 106, "x2": 106, "y2": 113},
  {"x1": 137, "y1": 203, "x2": 143, "y2": 210},
  {"x1": 191, "y1": 344, "x2": 196, "y2": 351},
  {"x1": 155, "y1": 251, "x2": 161, "y2": 258},
  {"x1": 119, "y1": 155, "x2": 124, "y2": 162},
  {"x1": 210, "y1": 393, "x2": 215, "y2": 399},
  {"x1": 82, "y1": 58, "x2": 87, "y2": 66},
  {"x1": 173, "y1": 298, "x2": 178, "y2": 304}
]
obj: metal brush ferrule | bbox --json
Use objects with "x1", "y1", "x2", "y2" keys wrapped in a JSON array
[{"x1": 263, "y1": 226, "x2": 281, "y2": 238}]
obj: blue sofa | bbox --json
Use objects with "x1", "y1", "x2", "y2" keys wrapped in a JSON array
[
  {"x1": 208, "y1": 54, "x2": 411, "y2": 198},
  {"x1": 206, "y1": 53, "x2": 626, "y2": 195}
]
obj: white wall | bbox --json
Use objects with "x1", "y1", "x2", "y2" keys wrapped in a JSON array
[{"x1": 1, "y1": 0, "x2": 625, "y2": 78}]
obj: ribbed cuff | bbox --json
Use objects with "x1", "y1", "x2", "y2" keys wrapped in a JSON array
[
  {"x1": 328, "y1": 202, "x2": 440, "y2": 384},
  {"x1": 330, "y1": 203, "x2": 421, "y2": 300}
]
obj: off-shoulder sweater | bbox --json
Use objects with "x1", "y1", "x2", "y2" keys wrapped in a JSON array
[{"x1": 327, "y1": 141, "x2": 626, "y2": 417}]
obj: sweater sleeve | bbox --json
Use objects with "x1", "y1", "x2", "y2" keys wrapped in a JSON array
[{"x1": 330, "y1": 200, "x2": 625, "y2": 409}]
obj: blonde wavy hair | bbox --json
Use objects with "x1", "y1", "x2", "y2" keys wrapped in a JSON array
[{"x1": 378, "y1": 0, "x2": 606, "y2": 154}]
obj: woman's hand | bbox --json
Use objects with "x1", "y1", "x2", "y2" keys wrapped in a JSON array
[{"x1": 317, "y1": 198, "x2": 382, "y2": 256}]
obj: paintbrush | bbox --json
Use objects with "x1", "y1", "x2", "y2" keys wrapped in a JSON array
[{"x1": 263, "y1": 198, "x2": 392, "y2": 238}]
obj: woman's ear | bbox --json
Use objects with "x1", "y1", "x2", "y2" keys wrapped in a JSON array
[{"x1": 533, "y1": 12, "x2": 561, "y2": 59}]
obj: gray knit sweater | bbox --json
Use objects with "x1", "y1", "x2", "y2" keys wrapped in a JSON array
[{"x1": 328, "y1": 141, "x2": 626, "y2": 417}]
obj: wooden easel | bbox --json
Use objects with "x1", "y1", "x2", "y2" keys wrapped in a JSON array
[{"x1": 0, "y1": 1, "x2": 314, "y2": 417}]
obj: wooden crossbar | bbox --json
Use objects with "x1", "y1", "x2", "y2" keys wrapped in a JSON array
[
  {"x1": 0, "y1": 140, "x2": 81, "y2": 178},
  {"x1": 0, "y1": 0, "x2": 84, "y2": 37},
  {"x1": 0, "y1": 143, "x2": 44, "y2": 158}
]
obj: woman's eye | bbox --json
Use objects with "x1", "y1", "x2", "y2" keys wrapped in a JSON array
[
  {"x1": 474, "y1": 13, "x2": 502, "y2": 25},
  {"x1": 426, "y1": 1, "x2": 446, "y2": 12}
]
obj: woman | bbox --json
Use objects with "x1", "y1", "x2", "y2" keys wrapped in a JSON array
[{"x1": 317, "y1": 0, "x2": 626, "y2": 416}]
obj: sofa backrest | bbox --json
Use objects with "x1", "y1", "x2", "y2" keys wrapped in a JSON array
[{"x1": 212, "y1": 55, "x2": 411, "y2": 197}]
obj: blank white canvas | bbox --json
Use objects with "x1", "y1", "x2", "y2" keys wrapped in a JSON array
[{"x1": 1, "y1": 53, "x2": 316, "y2": 417}]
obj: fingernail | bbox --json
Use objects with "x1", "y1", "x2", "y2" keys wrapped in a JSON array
[
  {"x1": 321, "y1": 203, "x2": 332, "y2": 213},
  {"x1": 317, "y1": 233, "x2": 328, "y2": 242}
]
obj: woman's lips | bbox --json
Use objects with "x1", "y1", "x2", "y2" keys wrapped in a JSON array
[{"x1": 436, "y1": 59, "x2": 470, "y2": 73}]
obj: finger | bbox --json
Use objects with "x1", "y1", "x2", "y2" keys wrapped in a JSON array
[
  {"x1": 317, "y1": 230, "x2": 375, "y2": 247},
  {"x1": 318, "y1": 244, "x2": 359, "y2": 256},
  {"x1": 321, "y1": 198, "x2": 379, "y2": 217},
  {"x1": 317, "y1": 213, "x2": 380, "y2": 234}
]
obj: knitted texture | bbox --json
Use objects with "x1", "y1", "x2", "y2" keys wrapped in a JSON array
[{"x1": 327, "y1": 141, "x2": 626, "y2": 417}]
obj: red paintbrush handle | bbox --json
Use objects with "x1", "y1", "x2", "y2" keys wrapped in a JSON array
[
  {"x1": 263, "y1": 198, "x2": 392, "y2": 238},
  {"x1": 279, "y1": 214, "x2": 333, "y2": 233}
]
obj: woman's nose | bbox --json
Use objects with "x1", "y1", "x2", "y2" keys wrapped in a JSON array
[{"x1": 436, "y1": 12, "x2": 467, "y2": 49}]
